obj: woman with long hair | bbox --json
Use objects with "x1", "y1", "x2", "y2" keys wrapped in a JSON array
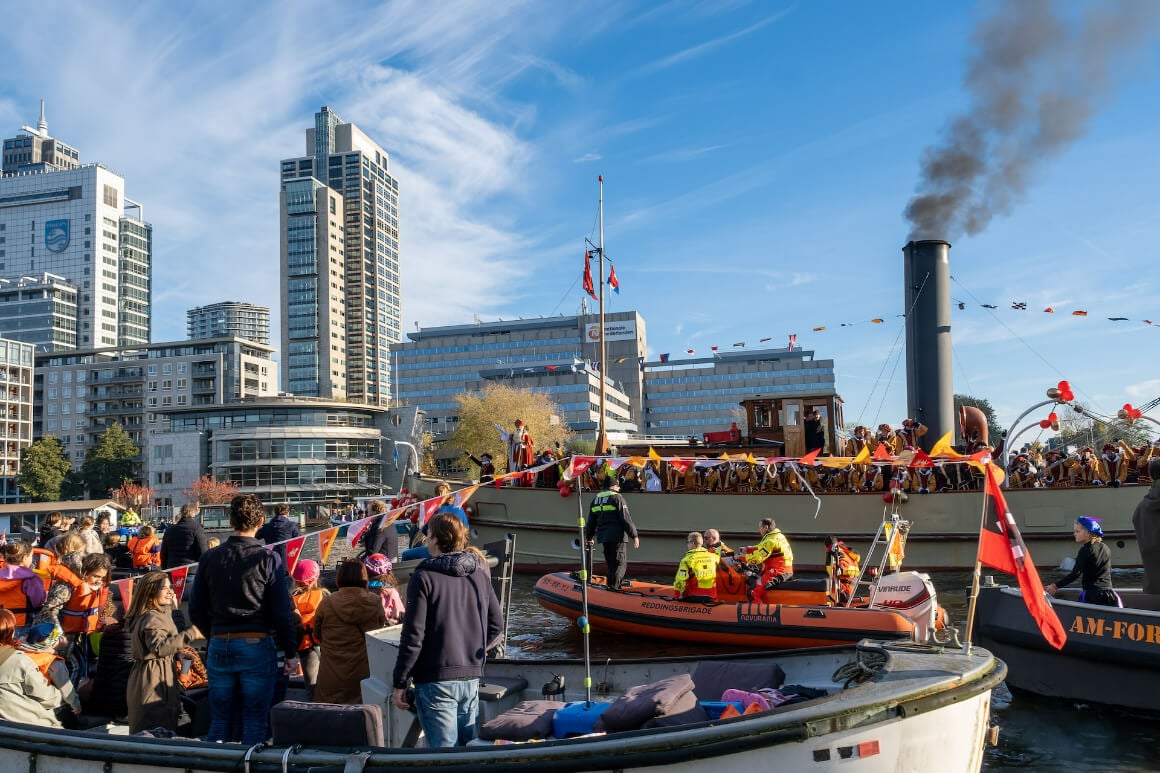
[
  {"x1": 313, "y1": 559, "x2": 386, "y2": 704},
  {"x1": 124, "y1": 571, "x2": 202, "y2": 733}
]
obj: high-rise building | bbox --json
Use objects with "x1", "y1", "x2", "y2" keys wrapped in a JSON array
[
  {"x1": 280, "y1": 106, "x2": 401, "y2": 405},
  {"x1": 0, "y1": 105, "x2": 151, "y2": 350},
  {"x1": 0, "y1": 273, "x2": 78, "y2": 351},
  {"x1": 0, "y1": 338, "x2": 34, "y2": 504},
  {"x1": 1, "y1": 102, "x2": 81, "y2": 176},
  {"x1": 187, "y1": 301, "x2": 271, "y2": 345}
]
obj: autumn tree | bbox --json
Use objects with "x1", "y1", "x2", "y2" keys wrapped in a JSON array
[
  {"x1": 18, "y1": 437, "x2": 72, "y2": 502},
  {"x1": 183, "y1": 474, "x2": 240, "y2": 505},
  {"x1": 111, "y1": 481, "x2": 155, "y2": 509},
  {"x1": 80, "y1": 423, "x2": 139, "y2": 498},
  {"x1": 446, "y1": 384, "x2": 571, "y2": 474}
]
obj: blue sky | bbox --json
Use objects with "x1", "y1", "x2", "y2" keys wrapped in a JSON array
[{"x1": 1, "y1": 0, "x2": 1157, "y2": 437}]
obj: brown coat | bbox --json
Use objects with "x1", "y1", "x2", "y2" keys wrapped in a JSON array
[
  {"x1": 126, "y1": 608, "x2": 198, "y2": 734},
  {"x1": 313, "y1": 587, "x2": 387, "y2": 704}
]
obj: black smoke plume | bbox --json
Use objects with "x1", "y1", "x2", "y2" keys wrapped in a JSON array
[{"x1": 905, "y1": 0, "x2": 1160, "y2": 240}]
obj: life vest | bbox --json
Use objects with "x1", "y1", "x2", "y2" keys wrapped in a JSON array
[
  {"x1": 674, "y1": 547, "x2": 719, "y2": 599},
  {"x1": 30, "y1": 549, "x2": 57, "y2": 590},
  {"x1": 128, "y1": 535, "x2": 159, "y2": 568},
  {"x1": 293, "y1": 588, "x2": 327, "y2": 650},
  {"x1": 20, "y1": 649, "x2": 61, "y2": 684},
  {"x1": 826, "y1": 542, "x2": 861, "y2": 603},
  {"x1": 0, "y1": 576, "x2": 34, "y2": 626},
  {"x1": 60, "y1": 581, "x2": 107, "y2": 635}
]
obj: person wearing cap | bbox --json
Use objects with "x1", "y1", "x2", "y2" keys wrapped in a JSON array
[
  {"x1": 188, "y1": 494, "x2": 298, "y2": 744},
  {"x1": 313, "y1": 559, "x2": 386, "y2": 704},
  {"x1": 1046, "y1": 517, "x2": 1119, "y2": 606},
  {"x1": 584, "y1": 475, "x2": 639, "y2": 589},
  {"x1": 463, "y1": 451, "x2": 495, "y2": 483},
  {"x1": 289, "y1": 559, "x2": 328, "y2": 700},
  {"x1": 363, "y1": 553, "x2": 405, "y2": 625}
]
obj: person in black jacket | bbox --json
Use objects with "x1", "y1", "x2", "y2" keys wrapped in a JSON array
[
  {"x1": 256, "y1": 503, "x2": 300, "y2": 568},
  {"x1": 360, "y1": 500, "x2": 400, "y2": 561},
  {"x1": 1046, "y1": 516, "x2": 1119, "y2": 606},
  {"x1": 160, "y1": 503, "x2": 209, "y2": 569},
  {"x1": 391, "y1": 514, "x2": 503, "y2": 747},
  {"x1": 584, "y1": 476, "x2": 640, "y2": 589},
  {"x1": 188, "y1": 494, "x2": 298, "y2": 745}
]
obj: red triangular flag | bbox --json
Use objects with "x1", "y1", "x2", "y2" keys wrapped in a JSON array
[
  {"x1": 347, "y1": 516, "x2": 374, "y2": 549},
  {"x1": 419, "y1": 496, "x2": 443, "y2": 527},
  {"x1": 798, "y1": 448, "x2": 820, "y2": 466},
  {"x1": 872, "y1": 444, "x2": 892, "y2": 461},
  {"x1": 909, "y1": 449, "x2": 935, "y2": 469},
  {"x1": 284, "y1": 535, "x2": 306, "y2": 574},
  {"x1": 582, "y1": 251, "x2": 597, "y2": 301},
  {"x1": 114, "y1": 577, "x2": 134, "y2": 611},
  {"x1": 170, "y1": 566, "x2": 190, "y2": 606},
  {"x1": 979, "y1": 465, "x2": 1066, "y2": 649},
  {"x1": 667, "y1": 458, "x2": 691, "y2": 474}
]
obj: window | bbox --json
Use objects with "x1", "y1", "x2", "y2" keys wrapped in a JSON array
[{"x1": 162, "y1": 380, "x2": 172, "y2": 390}]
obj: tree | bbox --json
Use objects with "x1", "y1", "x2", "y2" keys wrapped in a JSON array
[
  {"x1": 111, "y1": 480, "x2": 155, "y2": 509},
  {"x1": 1053, "y1": 406, "x2": 1155, "y2": 453},
  {"x1": 80, "y1": 423, "x2": 139, "y2": 498},
  {"x1": 18, "y1": 437, "x2": 72, "y2": 502},
  {"x1": 183, "y1": 474, "x2": 240, "y2": 505},
  {"x1": 447, "y1": 384, "x2": 572, "y2": 473},
  {"x1": 954, "y1": 394, "x2": 1005, "y2": 440}
]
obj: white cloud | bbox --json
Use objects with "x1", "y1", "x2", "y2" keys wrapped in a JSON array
[{"x1": 573, "y1": 152, "x2": 603, "y2": 163}]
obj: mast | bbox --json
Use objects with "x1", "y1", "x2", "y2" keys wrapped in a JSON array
[{"x1": 596, "y1": 175, "x2": 608, "y2": 455}]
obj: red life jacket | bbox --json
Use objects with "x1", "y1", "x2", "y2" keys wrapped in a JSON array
[{"x1": 0, "y1": 576, "x2": 34, "y2": 626}]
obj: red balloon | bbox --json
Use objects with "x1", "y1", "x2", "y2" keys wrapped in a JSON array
[
  {"x1": 1061, "y1": 390, "x2": 1075, "y2": 402},
  {"x1": 1039, "y1": 419, "x2": 1051, "y2": 429},
  {"x1": 558, "y1": 481, "x2": 571, "y2": 498},
  {"x1": 1047, "y1": 412, "x2": 1058, "y2": 422},
  {"x1": 1124, "y1": 403, "x2": 1134, "y2": 411},
  {"x1": 1058, "y1": 380, "x2": 1071, "y2": 392}
]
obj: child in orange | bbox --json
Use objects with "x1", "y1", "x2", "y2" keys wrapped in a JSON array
[{"x1": 290, "y1": 559, "x2": 328, "y2": 700}]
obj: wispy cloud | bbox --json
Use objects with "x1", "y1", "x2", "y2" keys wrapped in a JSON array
[
  {"x1": 574, "y1": 152, "x2": 603, "y2": 163},
  {"x1": 641, "y1": 144, "x2": 727, "y2": 163},
  {"x1": 628, "y1": 7, "x2": 796, "y2": 78}
]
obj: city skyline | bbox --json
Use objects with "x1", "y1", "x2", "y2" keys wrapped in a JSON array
[{"x1": 2, "y1": 2, "x2": 1157, "y2": 435}]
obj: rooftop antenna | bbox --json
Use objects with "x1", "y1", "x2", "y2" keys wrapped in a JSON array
[{"x1": 37, "y1": 100, "x2": 47, "y2": 136}]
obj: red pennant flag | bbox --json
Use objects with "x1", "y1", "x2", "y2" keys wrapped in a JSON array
[
  {"x1": 1044, "y1": 307, "x2": 1055, "y2": 313},
  {"x1": 667, "y1": 458, "x2": 692, "y2": 474},
  {"x1": 607, "y1": 265, "x2": 620, "y2": 294},
  {"x1": 420, "y1": 497, "x2": 443, "y2": 527},
  {"x1": 284, "y1": 535, "x2": 306, "y2": 573},
  {"x1": 114, "y1": 577, "x2": 134, "y2": 611},
  {"x1": 872, "y1": 443, "x2": 892, "y2": 461},
  {"x1": 686, "y1": 349, "x2": 695, "y2": 354},
  {"x1": 317, "y1": 527, "x2": 339, "y2": 564},
  {"x1": 909, "y1": 449, "x2": 935, "y2": 469},
  {"x1": 710, "y1": 346, "x2": 719, "y2": 352},
  {"x1": 566, "y1": 455, "x2": 597, "y2": 479},
  {"x1": 347, "y1": 516, "x2": 374, "y2": 549},
  {"x1": 979, "y1": 465, "x2": 1067, "y2": 649},
  {"x1": 798, "y1": 448, "x2": 820, "y2": 466},
  {"x1": 1071, "y1": 310, "x2": 1088, "y2": 316},
  {"x1": 582, "y1": 251, "x2": 597, "y2": 301},
  {"x1": 170, "y1": 566, "x2": 190, "y2": 606}
]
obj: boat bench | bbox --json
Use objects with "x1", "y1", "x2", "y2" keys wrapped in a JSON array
[{"x1": 478, "y1": 676, "x2": 529, "y2": 724}]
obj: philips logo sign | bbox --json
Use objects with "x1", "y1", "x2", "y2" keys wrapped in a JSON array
[{"x1": 45, "y1": 219, "x2": 70, "y2": 252}]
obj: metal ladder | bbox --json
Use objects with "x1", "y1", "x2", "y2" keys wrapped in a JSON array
[{"x1": 842, "y1": 511, "x2": 911, "y2": 608}]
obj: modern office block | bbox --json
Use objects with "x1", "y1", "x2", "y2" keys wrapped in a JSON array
[{"x1": 187, "y1": 301, "x2": 271, "y2": 345}]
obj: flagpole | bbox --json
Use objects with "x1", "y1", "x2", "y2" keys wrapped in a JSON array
[
  {"x1": 595, "y1": 175, "x2": 608, "y2": 455},
  {"x1": 961, "y1": 465, "x2": 992, "y2": 655}
]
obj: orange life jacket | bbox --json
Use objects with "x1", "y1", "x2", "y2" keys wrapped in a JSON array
[
  {"x1": 292, "y1": 588, "x2": 327, "y2": 650},
  {"x1": 128, "y1": 535, "x2": 159, "y2": 568},
  {"x1": 59, "y1": 575, "x2": 107, "y2": 635},
  {"x1": 20, "y1": 648, "x2": 61, "y2": 683},
  {"x1": 0, "y1": 576, "x2": 34, "y2": 627},
  {"x1": 30, "y1": 549, "x2": 57, "y2": 591}
]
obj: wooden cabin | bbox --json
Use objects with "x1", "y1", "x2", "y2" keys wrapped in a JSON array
[{"x1": 741, "y1": 393, "x2": 844, "y2": 457}]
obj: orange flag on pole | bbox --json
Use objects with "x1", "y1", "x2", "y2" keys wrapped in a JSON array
[
  {"x1": 798, "y1": 448, "x2": 820, "y2": 466},
  {"x1": 872, "y1": 443, "x2": 892, "y2": 461}
]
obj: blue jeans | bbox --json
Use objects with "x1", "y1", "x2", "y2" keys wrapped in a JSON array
[
  {"x1": 206, "y1": 635, "x2": 277, "y2": 744},
  {"x1": 414, "y1": 679, "x2": 479, "y2": 747}
]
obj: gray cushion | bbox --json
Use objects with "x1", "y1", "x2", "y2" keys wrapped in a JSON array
[
  {"x1": 640, "y1": 691, "x2": 708, "y2": 728},
  {"x1": 691, "y1": 660, "x2": 785, "y2": 702},
  {"x1": 479, "y1": 700, "x2": 558, "y2": 741},
  {"x1": 595, "y1": 673, "x2": 695, "y2": 732}
]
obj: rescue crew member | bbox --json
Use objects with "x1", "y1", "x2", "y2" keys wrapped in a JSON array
[
  {"x1": 825, "y1": 536, "x2": 861, "y2": 604},
  {"x1": 703, "y1": 528, "x2": 734, "y2": 557},
  {"x1": 584, "y1": 475, "x2": 639, "y2": 590},
  {"x1": 741, "y1": 517, "x2": 794, "y2": 602},
  {"x1": 673, "y1": 532, "x2": 719, "y2": 602},
  {"x1": 0, "y1": 542, "x2": 47, "y2": 636}
]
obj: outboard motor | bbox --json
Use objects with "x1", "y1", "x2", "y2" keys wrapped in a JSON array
[{"x1": 868, "y1": 570, "x2": 940, "y2": 642}]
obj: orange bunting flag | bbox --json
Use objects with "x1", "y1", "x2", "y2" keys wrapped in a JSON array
[
  {"x1": 813, "y1": 326, "x2": 826, "y2": 331},
  {"x1": 1071, "y1": 310, "x2": 1088, "y2": 316},
  {"x1": 453, "y1": 485, "x2": 479, "y2": 512},
  {"x1": 872, "y1": 443, "x2": 892, "y2": 461},
  {"x1": 317, "y1": 527, "x2": 340, "y2": 565},
  {"x1": 170, "y1": 566, "x2": 190, "y2": 606},
  {"x1": 870, "y1": 318, "x2": 883, "y2": 324},
  {"x1": 113, "y1": 577, "x2": 134, "y2": 611},
  {"x1": 648, "y1": 447, "x2": 663, "y2": 462},
  {"x1": 929, "y1": 431, "x2": 963, "y2": 459},
  {"x1": 798, "y1": 448, "x2": 820, "y2": 466},
  {"x1": 718, "y1": 452, "x2": 730, "y2": 461},
  {"x1": 1044, "y1": 307, "x2": 1054, "y2": 313},
  {"x1": 851, "y1": 446, "x2": 870, "y2": 465},
  {"x1": 285, "y1": 535, "x2": 306, "y2": 573}
]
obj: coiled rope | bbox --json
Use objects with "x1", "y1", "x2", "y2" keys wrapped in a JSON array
[{"x1": 832, "y1": 650, "x2": 888, "y2": 689}]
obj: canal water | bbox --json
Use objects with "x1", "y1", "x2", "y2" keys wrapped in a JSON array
[{"x1": 501, "y1": 569, "x2": 1156, "y2": 772}]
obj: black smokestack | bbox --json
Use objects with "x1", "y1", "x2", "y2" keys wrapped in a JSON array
[{"x1": 905, "y1": 0, "x2": 1160, "y2": 240}]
